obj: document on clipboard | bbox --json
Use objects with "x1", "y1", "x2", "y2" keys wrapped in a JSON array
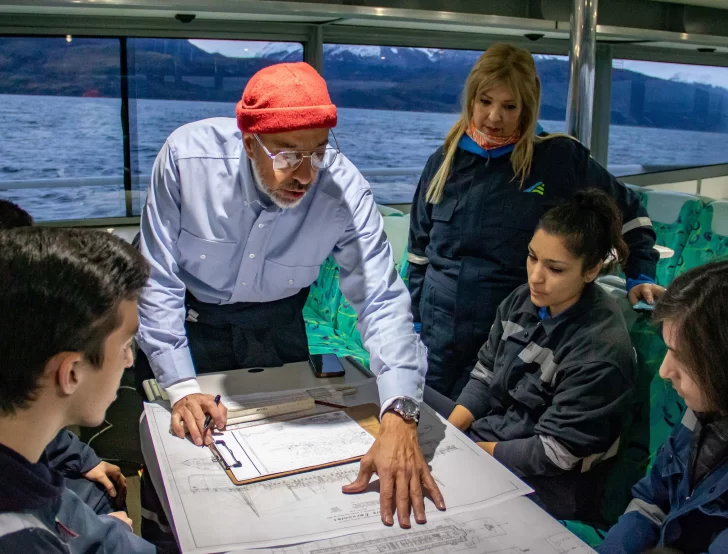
[{"x1": 210, "y1": 404, "x2": 380, "y2": 485}]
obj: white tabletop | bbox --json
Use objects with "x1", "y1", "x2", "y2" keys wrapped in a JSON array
[
  {"x1": 140, "y1": 362, "x2": 595, "y2": 553},
  {"x1": 195, "y1": 358, "x2": 374, "y2": 397}
]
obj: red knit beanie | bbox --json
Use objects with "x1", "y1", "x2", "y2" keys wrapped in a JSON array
[{"x1": 236, "y1": 62, "x2": 338, "y2": 134}]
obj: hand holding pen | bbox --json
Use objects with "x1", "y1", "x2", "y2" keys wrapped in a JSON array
[
  {"x1": 202, "y1": 395, "x2": 222, "y2": 442},
  {"x1": 170, "y1": 393, "x2": 227, "y2": 446}
]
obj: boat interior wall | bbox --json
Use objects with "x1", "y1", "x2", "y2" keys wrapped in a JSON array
[
  {"x1": 650, "y1": 181, "x2": 708, "y2": 195},
  {"x1": 699, "y1": 177, "x2": 728, "y2": 199},
  {"x1": 3, "y1": 0, "x2": 728, "y2": 53},
  {"x1": 645, "y1": 178, "x2": 728, "y2": 198},
  {"x1": 709, "y1": 200, "x2": 728, "y2": 236},
  {"x1": 628, "y1": 189, "x2": 698, "y2": 224},
  {"x1": 625, "y1": 166, "x2": 728, "y2": 198}
]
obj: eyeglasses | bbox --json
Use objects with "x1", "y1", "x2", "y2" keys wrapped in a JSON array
[{"x1": 253, "y1": 131, "x2": 340, "y2": 172}]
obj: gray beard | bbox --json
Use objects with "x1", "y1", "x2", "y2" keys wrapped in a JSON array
[{"x1": 251, "y1": 160, "x2": 304, "y2": 210}]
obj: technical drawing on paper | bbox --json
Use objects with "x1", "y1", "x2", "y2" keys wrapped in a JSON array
[
  {"x1": 229, "y1": 410, "x2": 375, "y2": 477},
  {"x1": 143, "y1": 389, "x2": 535, "y2": 553},
  {"x1": 251, "y1": 496, "x2": 596, "y2": 554},
  {"x1": 182, "y1": 458, "x2": 220, "y2": 471},
  {"x1": 189, "y1": 466, "x2": 365, "y2": 518},
  {"x1": 264, "y1": 518, "x2": 505, "y2": 554},
  {"x1": 547, "y1": 532, "x2": 594, "y2": 554}
]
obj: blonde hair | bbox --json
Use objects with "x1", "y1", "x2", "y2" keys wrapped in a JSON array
[{"x1": 427, "y1": 43, "x2": 546, "y2": 204}]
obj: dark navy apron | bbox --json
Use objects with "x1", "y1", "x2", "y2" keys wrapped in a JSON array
[{"x1": 134, "y1": 288, "x2": 310, "y2": 392}]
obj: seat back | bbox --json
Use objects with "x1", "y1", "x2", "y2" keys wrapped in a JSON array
[
  {"x1": 305, "y1": 255, "x2": 343, "y2": 325},
  {"x1": 626, "y1": 185, "x2": 704, "y2": 286},
  {"x1": 675, "y1": 200, "x2": 728, "y2": 277}
]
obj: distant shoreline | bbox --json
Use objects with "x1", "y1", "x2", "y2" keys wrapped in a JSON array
[{"x1": 2, "y1": 92, "x2": 727, "y2": 137}]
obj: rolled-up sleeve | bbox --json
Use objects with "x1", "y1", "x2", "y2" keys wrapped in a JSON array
[
  {"x1": 136, "y1": 141, "x2": 197, "y2": 392},
  {"x1": 333, "y1": 185, "x2": 426, "y2": 408}
]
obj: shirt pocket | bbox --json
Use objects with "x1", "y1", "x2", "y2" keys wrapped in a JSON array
[
  {"x1": 432, "y1": 196, "x2": 457, "y2": 222},
  {"x1": 262, "y1": 258, "x2": 321, "y2": 296},
  {"x1": 430, "y1": 197, "x2": 459, "y2": 256},
  {"x1": 659, "y1": 441, "x2": 686, "y2": 480},
  {"x1": 511, "y1": 372, "x2": 550, "y2": 412},
  {"x1": 177, "y1": 229, "x2": 238, "y2": 291}
]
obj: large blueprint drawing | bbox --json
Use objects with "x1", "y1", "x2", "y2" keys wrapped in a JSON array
[
  {"x1": 144, "y1": 390, "x2": 532, "y2": 553},
  {"x1": 237, "y1": 495, "x2": 596, "y2": 554}
]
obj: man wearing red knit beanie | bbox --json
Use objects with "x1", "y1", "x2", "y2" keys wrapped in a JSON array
[{"x1": 135, "y1": 62, "x2": 445, "y2": 541}]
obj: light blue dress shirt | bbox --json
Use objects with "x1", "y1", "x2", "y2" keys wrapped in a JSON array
[{"x1": 137, "y1": 117, "x2": 426, "y2": 407}]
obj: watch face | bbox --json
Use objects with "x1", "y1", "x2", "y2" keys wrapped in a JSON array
[{"x1": 397, "y1": 398, "x2": 419, "y2": 418}]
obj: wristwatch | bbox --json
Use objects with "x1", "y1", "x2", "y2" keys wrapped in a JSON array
[{"x1": 382, "y1": 396, "x2": 420, "y2": 423}]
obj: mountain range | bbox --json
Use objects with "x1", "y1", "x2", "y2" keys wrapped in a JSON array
[{"x1": 0, "y1": 37, "x2": 727, "y2": 133}]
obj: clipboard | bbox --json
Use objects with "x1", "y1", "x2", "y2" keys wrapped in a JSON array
[{"x1": 209, "y1": 403, "x2": 381, "y2": 486}]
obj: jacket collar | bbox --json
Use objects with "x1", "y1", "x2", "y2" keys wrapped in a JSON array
[
  {"x1": 515, "y1": 282, "x2": 601, "y2": 335},
  {"x1": 692, "y1": 414, "x2": 728, "y2": 482},
  {"x1": 457, "y1": 123, "x2": 545, "y2": 160},
  {"x1": 0, "y1": 442, "x2": 65, "y2": 512}
]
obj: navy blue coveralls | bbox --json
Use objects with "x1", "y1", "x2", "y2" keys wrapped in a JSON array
[
  {"x1": 408, "y1": 133, "x2": 658, "y2": 398},
  {"x1": 0, "y1": 431, "x2": 154, "y2": 553},
  {"x1": 600, "y1": 410, "x2": 728, "y2": 553}
]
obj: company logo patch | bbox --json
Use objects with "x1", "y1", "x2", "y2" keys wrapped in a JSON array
[{"x1": 525, "y1": 181, "x2": 545, "y2": 195}]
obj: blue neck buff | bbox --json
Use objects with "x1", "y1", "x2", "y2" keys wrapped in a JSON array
[{"x1": 458, "y1": 123, "x2": 545, "y2": 160}]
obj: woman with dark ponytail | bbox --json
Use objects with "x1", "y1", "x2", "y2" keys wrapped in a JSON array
[{"x1": 444, "y1": 189, "x2": 636, "y2": 520}]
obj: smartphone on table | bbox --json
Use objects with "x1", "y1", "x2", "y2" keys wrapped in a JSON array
[{"x1": 308, "y1": 354, "x2": 346, "y2": 378}]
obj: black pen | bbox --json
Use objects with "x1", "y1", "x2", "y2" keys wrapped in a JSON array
[{"x1": 202, "y1": 394, "x2": 222, "y2": 438}]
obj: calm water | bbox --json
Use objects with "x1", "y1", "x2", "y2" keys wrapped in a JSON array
[{"x1": 1, "y1": 95, "x2": 727, "y2": 220}]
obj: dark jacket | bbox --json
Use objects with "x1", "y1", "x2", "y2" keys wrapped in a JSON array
[
  {"x1": 457, "y1": 283, "x2": 635, "y2": 517},
  {"x1": 408, "y1": 135, "x2": 658, "y2": 347},
  {"x1": 45, "y1": 430, "x2": 101, "y2": 478},
  {"x1": 0, "y1": 432, "x2": 155, "y2": 553},
  {"x1": 600, "y1": 410, "x2": 728, "y2": 554}
]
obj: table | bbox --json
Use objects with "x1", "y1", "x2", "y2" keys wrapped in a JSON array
[
  {"x1": 140, "y1": 362, "x2": 595, "y2": 553},
  {"x1": 193, "y1": 357, "x2": 373, "y2": 396},
  {"x1": 139, "y1": 358, "x2": 374, "y2": 527}
]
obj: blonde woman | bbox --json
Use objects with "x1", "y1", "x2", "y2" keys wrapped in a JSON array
[{"x1": 408, "y1": 43, "x2": 663, "y2": 399}]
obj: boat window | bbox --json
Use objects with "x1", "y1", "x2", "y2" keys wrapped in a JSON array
[
  {"x1": 0, "y1": 37, "x2": 303, "y2": 222},
  {"x1": 127, "y1": 39, "x2": 303, "y2": 215},
  {"x1": 322, "y1": 45, "x2": 568, "y2": 204},
  {"x1": 609, "y1": 59, "x2": 728, "y2": 178},
  {"x1": 0, "y1": 36, "x2": 124, "y2": 222}
]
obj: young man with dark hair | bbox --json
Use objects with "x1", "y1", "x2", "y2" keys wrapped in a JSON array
[
  {"x1": 0, "y1": 200, "x2": 133, "y2": 521},
  {"x1": 0, "y1": 227, "x2": 155, "y2": 553}
]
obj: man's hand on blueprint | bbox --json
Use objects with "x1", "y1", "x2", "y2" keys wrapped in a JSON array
[
  {"x1": 342, "y1": 412, "x2": 446, "y2": 528},
  {"x1": 171, "y1": 393, "x2": 228, "y2": 446}
]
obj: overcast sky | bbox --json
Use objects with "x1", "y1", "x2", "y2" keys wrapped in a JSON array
[{"x1": 190, "y1": 40, "x2": 728, "y2": 91}]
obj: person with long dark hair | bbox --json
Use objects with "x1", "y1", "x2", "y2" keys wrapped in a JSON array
[
  {"x1": 444, "y1": 189, "x2": 636, "y2": 520},
  {"x1": 600, "y1": 259, "x2": 728, "y2": 554}
]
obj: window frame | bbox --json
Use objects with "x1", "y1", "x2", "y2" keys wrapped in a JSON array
[{"x1": 2, "y1": 14, "x2": 728, "y2": 223}]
